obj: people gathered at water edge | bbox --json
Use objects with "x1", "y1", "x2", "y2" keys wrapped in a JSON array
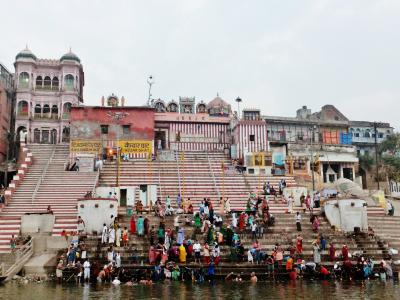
[{"x1": 56, "y1": 184, "x2": 397, "y2": 285}]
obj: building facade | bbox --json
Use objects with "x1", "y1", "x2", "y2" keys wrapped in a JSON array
[
  {"x1": 14, "y1": 47, "x2": 84, "y2": 144},
  {"x1": 152, "y1": 96, "x2": 232, "y2": 152},
  {"x1": 349, "y1": 121, "x2": 394, "y2": 157},
  {"x1": 70, "y1": 94, "x2": 155, "y2": 159},
  {"x1": 263, "y1": 105, "x2": 357, "y2": 185},
  {"x1": 0, "y1": 63, "x2": 14, "y2": 163}
]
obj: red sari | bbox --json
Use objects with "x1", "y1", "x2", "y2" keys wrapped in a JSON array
[
  {"x1": 239, "y1": 214, "x2": 246, "y2": 232},
  {"x1": 296, "y1": 237, "x2": 303, "y2": 254},
  {"x1": 130, "y1": 215, "x2": 136, "y2": 234},
  {"x1": 329, "y1": 244, "x2": 336, "y2": 261}
]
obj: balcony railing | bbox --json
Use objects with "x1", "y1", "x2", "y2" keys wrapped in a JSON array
[
  {"x1": 268, "y1": 133, "x2": 287, "y2": 142},
  {"x1": 33, "y1": 114, "x2": 59, "y2": 120},
  {"x1": 35, "y1": 86, "x2": 60, "y2": 91},
  {"x1": 16, "y1": 113, "x2": 29, "y2": 119}
]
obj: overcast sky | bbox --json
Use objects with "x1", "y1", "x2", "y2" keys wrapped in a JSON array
[{"x1": 1, "y1": 0, "x2": 399, "y2": 130}]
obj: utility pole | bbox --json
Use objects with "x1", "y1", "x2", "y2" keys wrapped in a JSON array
[
  {"x1": 235, "y1": 97, "x2": 242, "y2": 119},
  {"x1": 374, "y1": 122, "x2": 380, "y2": 190},
  {"x1": 309, "y1": 125, "x2": 316, "y2": 193},
  {"x1": 107, "y1": 110, "x2": 129, "y2": 187},
  {"x1": 147, "y1": 76, "x2": 154, "y2": 106}
]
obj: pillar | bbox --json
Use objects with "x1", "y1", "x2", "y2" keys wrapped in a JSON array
[{"x1": 340, "y1": 165, "x2": 344, "y2": 179}]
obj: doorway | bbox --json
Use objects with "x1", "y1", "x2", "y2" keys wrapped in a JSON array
[
  {"x1": 343, "y1": 168, "x2": 353, "y2": 181},
  {"x1": 120, "y1": 188, "x2": 127, "y2": 207},
  {"x1": 42, "y1": 130, "x2": 49, "y2": 144},
  {"x1": 155, "y1": 130, "x2": 166, "y2": 150}
]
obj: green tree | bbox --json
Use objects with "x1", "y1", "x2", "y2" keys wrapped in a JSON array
[
  {"x1": 358, "y1": 153, "x2": 374, "y2": 171},
  {"x1": 379, "y1": 134, "x2": 400, "y2": 181}
]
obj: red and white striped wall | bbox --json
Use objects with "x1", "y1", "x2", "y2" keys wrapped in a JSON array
[
  {"x1": 168, "y1": 122, "x2": 230, "y2": 151},
  {"x1": 233, "y1": 120, "x2": 268, "y2": 159},
  {"x1": 169, "y1": 142, "x2": 229, "y2": 151}
]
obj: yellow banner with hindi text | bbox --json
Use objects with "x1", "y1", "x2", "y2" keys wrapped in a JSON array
[{"x1": 119, "y1": 140, "x2": 152, "y2": 154}]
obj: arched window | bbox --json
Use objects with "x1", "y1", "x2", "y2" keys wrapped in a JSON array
[
  {"x1": 17, "y1": 101, "x2": 29, "y2": 116},
  {"x1": 44, "y1": 76, "x2": 51, "y2": 89},
  {"x1": 62, "y1": 102, "x2": 72, "y2": 119},
  {"x1": 34, "y1": 104, "x2": 41, "y2": 116},
  {"x1": 154, "y1": 100, "x2": 166, "y2": 112},
  {"x1": 52, "y1": 77, "x2": 59, "y2": 90},
  {"x1": 364, "y1": 132, "x2": 371, "y2": 138},
  {"x1": 64, "y1": 74, "x2": 74, "y2": 91},
  {"x1": 19, "y1": 72, "x2": 30, "y2": 88},
  {"x1": 43, "y1": 104, "x2": 50, "y2": 114},
  {"x1": 51, "y1": 105, "x2": 58, "y2": 119},
  {"x1": 36, "y1": 76, "x2": 43, "y2": 89},
  {"x1": 167, "y1": 102, "x2": 178, "y2": 112}
]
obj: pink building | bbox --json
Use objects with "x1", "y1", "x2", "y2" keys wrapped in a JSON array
[{"x1": 14, "y1": 47, "x2": 84, "y2": 144}]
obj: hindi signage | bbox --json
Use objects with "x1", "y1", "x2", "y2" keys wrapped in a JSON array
[
  {"x1": 70, "y1": 140, "x2": 102, "y2": 154},
  {"x1": 119, "y1": 140, "x2": 152, "y2": 154}
]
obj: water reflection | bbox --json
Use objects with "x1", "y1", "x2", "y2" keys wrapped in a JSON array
[{"x1": 0, "y1": 280, "x2": 399, "y2": 300}]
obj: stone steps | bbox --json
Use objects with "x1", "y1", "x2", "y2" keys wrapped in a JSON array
[{"x1": 0, "y1": 144, "x2": 97, "y2": 253}]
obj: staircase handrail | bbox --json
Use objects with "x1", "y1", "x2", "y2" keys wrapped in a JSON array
[
  {"x1": 2, "y1": 238, "x2": 33, "y2": 282},
  {"x1": 157, "y1": 161, "x2": 162, "y2": 200},
  {"x1": 32, "y1": 145, "x2": 56, "y2": 202},
  {"x1": 175, "y1": 150, "x2": 182, "y2": 196},
  {"x1": 91, "y1": 168, "x2": 100, "y2": 196},
  {"x1": 206, "y1": 151, "x2": 221, "y2": 199}
]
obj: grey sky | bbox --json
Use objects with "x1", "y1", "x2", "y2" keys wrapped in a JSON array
[{"x1": 1, "y1": 0, "x2": 399, "y2": 130}]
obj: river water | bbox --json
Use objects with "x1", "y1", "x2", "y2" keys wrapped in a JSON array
[{"x1": 1, "y1": 280, "x2": 399, "y2": 299}]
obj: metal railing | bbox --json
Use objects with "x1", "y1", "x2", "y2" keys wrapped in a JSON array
[
  {"x1": 157, "y1": 161, "x2": 162, "y2": 200},
  {"x1": 206, "y1": 151, "x2": 221, "y2": 199},
  {"x1": 2, "y1": 238, "x2": 33, "y2": 282},
  {"x1": 32, "y1": 145, "x2": 56, "y2": 202},
  {"x1": 91, "y1": 168, "x2": 100, "y2": 197},
  {"x1": 175, "y1": 150, "x2": 182, "y2": 196}
]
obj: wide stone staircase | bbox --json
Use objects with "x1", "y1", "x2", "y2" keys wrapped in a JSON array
[
  {"x1": 368, "y1": 215, "x2": 400, "y2": 261},
  {"x1": 80, "y1": 208, "x2": 391, "y2": 278},
  {"x1": 98, "y1": 150, "x2": 297, "y2": 212},
  {"x1": 0, "y1": 144, "x2": 98, "y2": 253}
]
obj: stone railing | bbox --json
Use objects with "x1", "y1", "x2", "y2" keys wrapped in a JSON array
[
  {"x1": 32, "y1": 145, "x2": 56, "y2": 202},
  {"x1": 1, "y1": 143, "x2": 33, "y2": 211},
  {"x1": 1, "y1": 238, "x2": 33, "y2": 282}
]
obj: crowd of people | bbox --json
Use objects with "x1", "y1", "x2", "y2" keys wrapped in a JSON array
[{"x1": 55, "y1": 185, "x2": 397, "y2": 284}]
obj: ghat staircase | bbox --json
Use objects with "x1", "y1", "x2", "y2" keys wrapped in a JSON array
[
  {"x1": 0, "y1": 144, "x2": 97, "y2": 253},
  {"x1": 98, "y1": 150, "x2": 297, "y2": 213},
  {"x1": 81, "y1": 208, "x2": 393, "y2": 276}
]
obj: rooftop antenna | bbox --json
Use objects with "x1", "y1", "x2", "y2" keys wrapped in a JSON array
[{"x1": 147, "y1": 75, "x2": 154, "y2": 106}]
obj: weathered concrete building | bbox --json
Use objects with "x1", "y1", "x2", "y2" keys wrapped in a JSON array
[
  {"x1": 70, "y1": 94, "x2": 155, "y2": 159},
  {"x1": 263, "y1": 105, "x2": 357, "y2": 187}
]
